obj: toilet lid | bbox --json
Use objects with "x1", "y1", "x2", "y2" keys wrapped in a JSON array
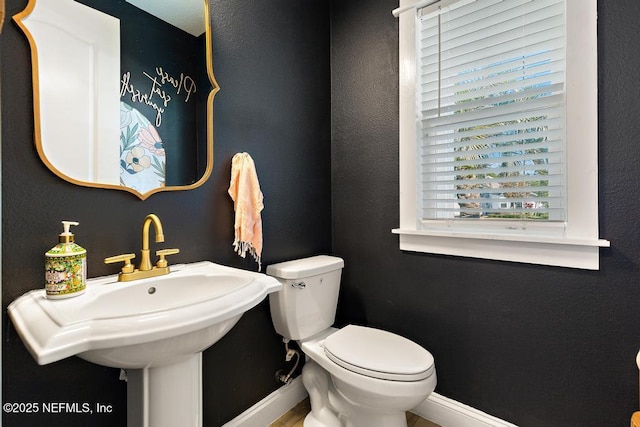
[{"x1": 323, "y1": 325, "x2": 434, "y2": 381}]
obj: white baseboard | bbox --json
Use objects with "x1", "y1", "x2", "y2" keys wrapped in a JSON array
[
  {"x1": 413, "y1": 392, "x2": 518, "y2": 427},
  {"x1": 222, "y1": 379, "x2": 517, "y2": 427},
  {"x1": 222, "y1": 377, "x2": 308, "y2": 427}
]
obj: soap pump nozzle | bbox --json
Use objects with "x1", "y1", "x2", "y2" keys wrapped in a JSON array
[{"x1": 59, "y1": 221, "x2": 79, "y2": 243}]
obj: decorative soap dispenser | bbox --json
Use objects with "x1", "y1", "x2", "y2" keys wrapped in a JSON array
[{"x1": 45, "y1": 221, "x2": 87, "y2": 299}]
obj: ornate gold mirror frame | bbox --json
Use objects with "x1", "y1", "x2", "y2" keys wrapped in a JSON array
[
  {"x1": 1, "y1": 0, "x2": 5, "y2": 33},
  {"x1": 14, "y1": 0, "x2": 219, "y2": 200}
]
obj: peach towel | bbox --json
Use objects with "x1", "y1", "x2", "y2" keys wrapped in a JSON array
[{"x1": 228, "y1": 152, "x2": 263, "y2": 270}]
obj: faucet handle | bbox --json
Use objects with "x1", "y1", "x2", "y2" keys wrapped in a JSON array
[
  {"x1": 156, "y1": 248, "x2": 180, "y2": 268},
  {"x1": 105, "y1": 253, "x2": 136, "y2": 274}
]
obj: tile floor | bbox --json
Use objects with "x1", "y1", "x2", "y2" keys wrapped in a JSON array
[{"x1": 269, "y1": 398, "x2": 441, "y2": 427}]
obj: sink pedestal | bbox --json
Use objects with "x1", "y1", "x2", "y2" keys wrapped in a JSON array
[{"x1": 127, "y1": 354, "x2": 202, "y2": 427}]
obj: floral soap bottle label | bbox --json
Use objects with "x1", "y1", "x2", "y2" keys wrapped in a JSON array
[
  {"x1": 45, "y1": 221, "x2": 87, "y2": 299},
  {"x1": 45, "y1": 251, "x2": 86, "y2": 298}
]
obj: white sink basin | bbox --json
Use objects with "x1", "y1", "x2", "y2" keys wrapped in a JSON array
[
  {"x1": 9, "y1": 261, "x2": 281, "y2": 367},
  {"x1": 9, "y1": 261, "x2": 282, "y2": 427}
]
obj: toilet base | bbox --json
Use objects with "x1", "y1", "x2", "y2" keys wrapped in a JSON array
[
  {"x1": 344, "y1": 412, "x2": 406, "y2": 427},
  {"x1": 302, "y1": 360, "x2": 342, "y2": 427},
  {"x1": 302, "y1": 360, "x2": 410, "y2": 427},
  {"x1": 303, "y1": 409, "x2": 406, "y2": 427}
]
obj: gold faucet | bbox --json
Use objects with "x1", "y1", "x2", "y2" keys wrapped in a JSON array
[
  {"x1": 139, "y1": 213, "x2": 164, "y2": 271},
  {"x1": 105, "y1": 214, "x2": 180, "y2": 282}
]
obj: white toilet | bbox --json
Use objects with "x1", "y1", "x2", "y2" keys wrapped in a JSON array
[{"x1": 267, "y1": 255, "x2": 436, "y2": 427}]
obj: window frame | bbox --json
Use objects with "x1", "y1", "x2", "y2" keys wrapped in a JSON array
[{"x1": 393, "y1": 0, "x2": 609, "y2": 270}]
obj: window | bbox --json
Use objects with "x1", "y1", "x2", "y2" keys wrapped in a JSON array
[{"x1": 392, "y1": 0, "x2": 609, "y2": 269}]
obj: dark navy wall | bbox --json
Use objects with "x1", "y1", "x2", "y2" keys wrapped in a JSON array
[
  {"x1": 1, "y1": 0, "x2": 330, "y2": 425},
  {"x1": 330, "y1": 0, "x2": 640, "y2": 426}
]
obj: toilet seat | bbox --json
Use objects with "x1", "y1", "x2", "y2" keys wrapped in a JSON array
[{"x1": 323, "y1": 325, "x2": 434, "y2": 381}]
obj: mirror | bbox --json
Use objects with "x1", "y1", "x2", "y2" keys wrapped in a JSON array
[{"x1": 14, "y1": 0, "x2": 218, "y2": 199}]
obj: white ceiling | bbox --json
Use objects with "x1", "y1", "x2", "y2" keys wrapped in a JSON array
[{"x1": 125, "y1": 0, "x2": 205, "y2": 37}]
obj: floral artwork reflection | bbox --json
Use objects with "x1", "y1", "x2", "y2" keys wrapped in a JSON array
[{"x1": 120, "y1": 102, "x2": 166, "y2": 192}]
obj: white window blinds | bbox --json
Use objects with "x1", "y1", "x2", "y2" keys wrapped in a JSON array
[{"x1": 418, "y1": 0, "x2": 566, "y2": 222}]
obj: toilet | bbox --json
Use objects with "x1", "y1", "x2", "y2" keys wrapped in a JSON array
[{"x1": 267, "y1": 255, "x2": 436, "y2": 427}]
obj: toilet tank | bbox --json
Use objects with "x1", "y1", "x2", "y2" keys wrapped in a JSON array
[{"x1": 267, "y1": 256, "x2": 344, "y2": 341}]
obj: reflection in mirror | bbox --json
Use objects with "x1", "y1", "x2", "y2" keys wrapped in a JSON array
[{"x1": 14, "y1": 0, "x2": 218, "y2": 199}]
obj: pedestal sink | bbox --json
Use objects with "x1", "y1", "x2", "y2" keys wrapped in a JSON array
[{"x1": 8, "y1": 261, "x2": 282, "y2": 427}]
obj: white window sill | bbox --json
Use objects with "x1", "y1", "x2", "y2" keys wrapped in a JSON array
[{"x1": 392, "y1": 228, "x2": 610, "y2": 270}]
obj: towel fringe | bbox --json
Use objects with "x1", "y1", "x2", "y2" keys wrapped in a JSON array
[{"x1": 232, "y1": 239, "x2": 262, "y2": 271}]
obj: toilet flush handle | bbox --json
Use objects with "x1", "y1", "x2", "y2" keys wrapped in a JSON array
[{"x1": 291, "y1": 281, "x2": 306, "y2": 289}]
